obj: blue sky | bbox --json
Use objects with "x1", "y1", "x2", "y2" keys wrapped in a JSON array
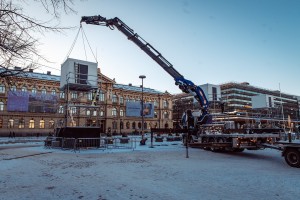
[{"x1": 26, "y1": 0, "x2": 300, "y2": 95}]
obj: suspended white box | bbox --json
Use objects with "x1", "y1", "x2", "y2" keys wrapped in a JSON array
[{"x1": 60, "y1": 58, "x2": 98, "y2": 91}]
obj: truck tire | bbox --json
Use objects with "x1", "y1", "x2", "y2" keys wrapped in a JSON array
[{"x1": 284, "y1": 148, "x2": 300, "y2": 168}]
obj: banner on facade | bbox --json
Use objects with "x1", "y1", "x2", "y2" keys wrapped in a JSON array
[
  {"x1": 125, "y1": 101, "x2": 154, "y2": 118},
  {"x1": 7, "y1": 91, "x2": 58, "y2": 113},
  {"x1": 7, "y1": 91, "x2": 29, "y2": 112}
]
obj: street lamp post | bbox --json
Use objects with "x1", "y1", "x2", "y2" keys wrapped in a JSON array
[{"x1": 139, "y1": 75, "x2": 146, "y2": 141}]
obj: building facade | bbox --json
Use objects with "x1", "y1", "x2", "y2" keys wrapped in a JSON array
[
  {"x1": 0, "y1": 68, "x2": 173, "y2": 137},
  {"x1": 172, "y1": 82, "x2": 300, "y2": 128}
]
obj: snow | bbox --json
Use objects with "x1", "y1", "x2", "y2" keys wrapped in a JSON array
[{"x1": 1, "y1": 137, "x2": 300, "y2": 200}]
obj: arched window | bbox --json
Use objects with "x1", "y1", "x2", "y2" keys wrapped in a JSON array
[
  {"x1": 8, "y1": 119, "x2": 14, "y2": 128},
  {"x1": 49, "y1": 120, "x2": 55, "y2": 129},
  {"x1": 21, "y1": 86, "x2": 27, "y2": 92},
  {"x1": 138, "y1": 122, "x2": 141, "y2": 129},
  {"x1": 112, "y1": 94, "x2": 118, "y2": 103},
  {"x1": 51, "y1": 89, "x2": 56, "y2": 96},
  {"x1": 41, "y1": 88, "x2": 47, "y2": 95},
  {"x1": 120, "y1": 109, "x2": 124, "y2": 117},
  {"x1": 11, "y1": 86, "x2": 16, "y2": 92},
  {"x1": 132, "y1": 122, "x2": 136, "y2": 129},
  {"x1": 112, "y1": 108, "x2": 117, "y2": 116},
  {"x1": 86, "y1": 110, "x2": 91, "y2": 116},
  {"x1": 32, "y1": 88, "x2": 37, "y2": 95},
  {"x1": 92, "y1": 110, "x2": 97, "y2": 116},
  {"x1": 126, "y1": 121, "x2": 130, "y2": 129},
  {"x1": 165, "y1": 123, "x2": 169, "y2": 128},
  {"x1": 18, "y1": 118, "x2": 25, "y2": 128},
  {"x1": 100, "y1": 110, "x2": 105, "y2": 117},
  {"x1": 29, "y1": 119, "x2": 34, "y2": 128},
  {"x1": 40, "y1": 119, "x2": 45, "y2": 128}
]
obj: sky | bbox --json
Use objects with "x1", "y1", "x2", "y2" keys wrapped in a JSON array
[{"x1": 22, "y1": 0, "x2": 300, "y2": 95}]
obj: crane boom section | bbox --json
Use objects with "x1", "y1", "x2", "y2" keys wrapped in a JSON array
[{"x1": 81, "y1": 15, "x2": 183, "y2": 80}]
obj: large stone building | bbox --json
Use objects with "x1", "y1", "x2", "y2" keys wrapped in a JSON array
[{"x1": 0, "y1": 66, "x2": 173, "y2": 137}]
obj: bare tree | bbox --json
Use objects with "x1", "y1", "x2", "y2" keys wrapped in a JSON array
[{"x1": 0, "y1": 0, "x2": 76, "y2": 84}]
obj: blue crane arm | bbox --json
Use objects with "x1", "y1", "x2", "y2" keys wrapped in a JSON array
[{"x1": 80, "y1": 15, "x2": 210, "y2": 114}]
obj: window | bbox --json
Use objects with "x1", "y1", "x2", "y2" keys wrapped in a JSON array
[
  {"x1": 59, "y1": 91, "x2": 65, "y2": 99},
  {"x1": 8, "y1": 119, "x2": 14, "y2": 128},
  {"x1": 0, "y1": 118, "x2": 2, "y2": 128},
  {"x1": 86, "y1": 110, "x2": 91, "y2": 116},
  {"x1": 21, "y1": 86, "x2": 27, "y2": 92},
  {"x1": 112, "y1": 121, "x2": 117, "y2": 129},
  {"x1": 154, "y1": 100, "x2": 158, "y2": 108},
  {"x1": 164, "y1": 111, "x2": 169, "y2": 119},
  {"x1": 126, "y1": 121, "x2": 130, "y2": 129},
  {"x1": 29, "y1": 119, "x2": 34, "y2": 128},
  {"x1": 112, "y1": 108, "x2": 117, "y2": 116},
  {"x1": 70, "y1": 107, "x2": 77, "y2": 114},
  {"x1": 71, "y1": 92, "x2": 77, "y2": 99},
  {"x1": 0, "y1": 102, "x2": 4, "y2": 111},
  {"x1": 87, "y1": 92, "x2": 93, "y2": 100},
  {"x1": 11, "y1": 86, "x2": 16, "y2": 92},
  {"x1": 32, "y1": 88, "x2": 37, "y2": 95},
  {"x1": 18, "y1": 119, "x2": 25, "y2": 128},
  {"x1": 120, "y1": 121, "x2": 124, "y2": 129},
  {"x1": 120, "y1": 96, "x2": 124, "y2": 104},
  {"x1": 41, "y1": 88, "x2": 47, "y2": 95},
  {"x1": 58, "y1": 106, "x2": 64, "y2": 114},
  {"x1": 39, "y1": 119, "x2": 45, "y2": 128},
  {"x1": 0, "y1": 85, "x2": 5, "y2": 93},
  {"x1": 154, "y1": 111, "x2": 158, "y2": 118},
  {"x1": 51, "y1": 89, "x2": 56, "y2": 96},
  {"x1": 144, "y1": 122, "x2": 147, "y2": 129},
  {"x1": 49, "y1": 120, "x2": 55, "y2": 129},
  {"x1": 112, "y1": 94, "x2": 118, "y2": 103},
  {"x1": 132, "y1": 122, "x2": 136, "y2": 129},
  {"x1": 138, "y1": 122, "x2": 141, "y2": 129},
  {"x1": 120, "y1": 109, "x2": 124, "y2": 117},
  {"x1": 92, "y1": 110, "x2": 97, "y2": 116},
  {"x1": 99, "y1": 92, "x2": 105, "y2": 102},
  {"x1": 100, "y1": 110, "x2": 104, "y2": 117},
  {"x1": 163, "y1": 100, "x2": 168, "y2": 108}
]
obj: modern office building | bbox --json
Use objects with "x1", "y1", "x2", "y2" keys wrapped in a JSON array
[{"x1": 172, "y1": 82, "x2": 300, "y2": 128}]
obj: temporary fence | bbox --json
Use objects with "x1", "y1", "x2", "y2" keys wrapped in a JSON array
[{"x1": 44, "y1": 136, "x2": 138, "y2": 151}]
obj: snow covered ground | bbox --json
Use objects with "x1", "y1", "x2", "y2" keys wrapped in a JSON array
[{"x1": 0, "y1": 138, "x2": 300, "y2": 200}]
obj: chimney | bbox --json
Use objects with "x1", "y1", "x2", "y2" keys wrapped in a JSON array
[
  {"x1": 128, "y1": 83, "x2": 132, "y2": 86},
  {"x1": 47, "y1": 71, "x2": 51, "y2": 75},
  {"x1": 29, "y1": 69, "x2": 33, "y2": 73},
  {"x1": 14, "y1": 66, "x2": 21, "y2": 70}
]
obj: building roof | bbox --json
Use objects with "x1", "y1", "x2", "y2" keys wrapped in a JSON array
[
  {"x1": 113, "y1": 83, "x2": 164, "y2": 94},
  {"x1": 23, "y1": 71, "x2": 60, "y2": 82}
]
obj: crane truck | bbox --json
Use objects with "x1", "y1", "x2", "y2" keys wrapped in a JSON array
[{"x1": 80, "y1": 15, "x2": 300, "y2": 168}]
